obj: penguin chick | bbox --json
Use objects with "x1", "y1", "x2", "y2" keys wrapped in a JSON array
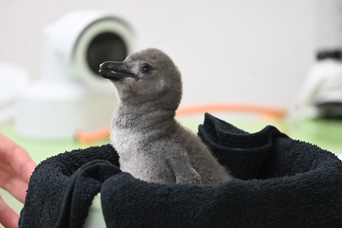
[{"x1": 99, "y1": 48, "x2": 233, "y2": 185}]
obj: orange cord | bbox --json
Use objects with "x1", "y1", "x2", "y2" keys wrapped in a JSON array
[
  {"x1": 76, "y1": 103, "x2": 287, "y2": 143},
  {"x1": 176, "y1": 103, "x2": 286, "y2": 118},
  {"x1": 76, "y1": 126, "x2": 111, "y2": 144}
]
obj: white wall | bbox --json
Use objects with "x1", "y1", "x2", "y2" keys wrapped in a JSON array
[{"x1": 0, "y1": 0, "x2": 326, "y2": 108}]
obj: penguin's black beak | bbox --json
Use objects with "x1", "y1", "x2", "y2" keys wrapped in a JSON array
[{"x1": 99, "y1": 61, "x2": 135, "y2": 81}]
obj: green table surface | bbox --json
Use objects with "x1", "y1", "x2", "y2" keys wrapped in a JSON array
[{"x1": 1, "y1": 116, "x2": 342, "y2": 225}]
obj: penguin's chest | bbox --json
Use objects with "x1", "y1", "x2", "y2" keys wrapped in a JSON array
[{"x1": 110, "y1": 128, "x2": 176, "y2": 183}]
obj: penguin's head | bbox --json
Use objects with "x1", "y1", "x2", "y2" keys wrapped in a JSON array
[{"x1": 99, "y1": 48, "x2": 182, "y2": 110}]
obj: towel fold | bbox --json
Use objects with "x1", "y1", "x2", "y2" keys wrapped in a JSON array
[
  {"x1": 19, "y1": 145, "x2": 120, "y2": 228},
  {"x1": 19, "y1": 113, "x2": 342, "y2": 228}
]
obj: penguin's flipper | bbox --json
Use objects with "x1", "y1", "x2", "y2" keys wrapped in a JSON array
[{"x1": 167, "y1": 155, "x2": 202, "y2": 185}]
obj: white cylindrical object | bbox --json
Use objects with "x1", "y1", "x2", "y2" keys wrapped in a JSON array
[
  {"x1": 16, "y1": 10, "x2": 134, "y2": 139},
  {"x1": 42, "y1": 10, "x2": 135, "y2": 87}
]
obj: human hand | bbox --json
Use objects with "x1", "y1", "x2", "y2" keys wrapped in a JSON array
[{"x1": 0, "y1": 134, "x2": 36, "y2": 228}]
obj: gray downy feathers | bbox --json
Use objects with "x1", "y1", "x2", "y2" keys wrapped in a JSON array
[{"x1": 99, "y1": 48, "x2": 233, "y2": 185}]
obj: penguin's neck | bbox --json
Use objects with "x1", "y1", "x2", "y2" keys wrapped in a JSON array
[{"x1": 113, "y1": 101, "x2": 176, "y2": 129}]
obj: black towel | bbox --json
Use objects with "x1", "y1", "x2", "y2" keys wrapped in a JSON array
[{"x1": 19, "y1": 113, "x2": 342, "y2": 228}]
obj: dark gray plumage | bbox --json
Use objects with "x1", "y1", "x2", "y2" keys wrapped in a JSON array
[{"x1": 99, "y1": 48, "x2": 233, "y2": 185}]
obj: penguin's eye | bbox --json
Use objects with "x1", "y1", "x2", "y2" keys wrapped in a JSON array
[{"x1": 140, "y1": 64, "x2": 153, "y2": 74}]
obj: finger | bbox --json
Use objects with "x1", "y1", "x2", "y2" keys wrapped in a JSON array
[
  {"x1": 0, "y1": 133, "x2": 36, "y2": 183},
  {"x1": 0, "y1": 164, "x2": 28, "y2": 203},
  {"x1": 0, "y1": 195, "x2": 19, "y2": 228}
]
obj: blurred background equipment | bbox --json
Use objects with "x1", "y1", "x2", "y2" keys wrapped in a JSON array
[
  {"x1": 15, "y1": 10, "x2": 135, "y2": 139},
  {"x1": 294, "y1": 49, "x2": 342, "y2": 119},
  {"x1": 0, "y1": 61, "x2": 29, "y2": 123}
]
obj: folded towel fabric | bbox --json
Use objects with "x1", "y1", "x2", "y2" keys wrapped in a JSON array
[{"x1": 19, "y1": 113, "x2": 342, "y2": 228}]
